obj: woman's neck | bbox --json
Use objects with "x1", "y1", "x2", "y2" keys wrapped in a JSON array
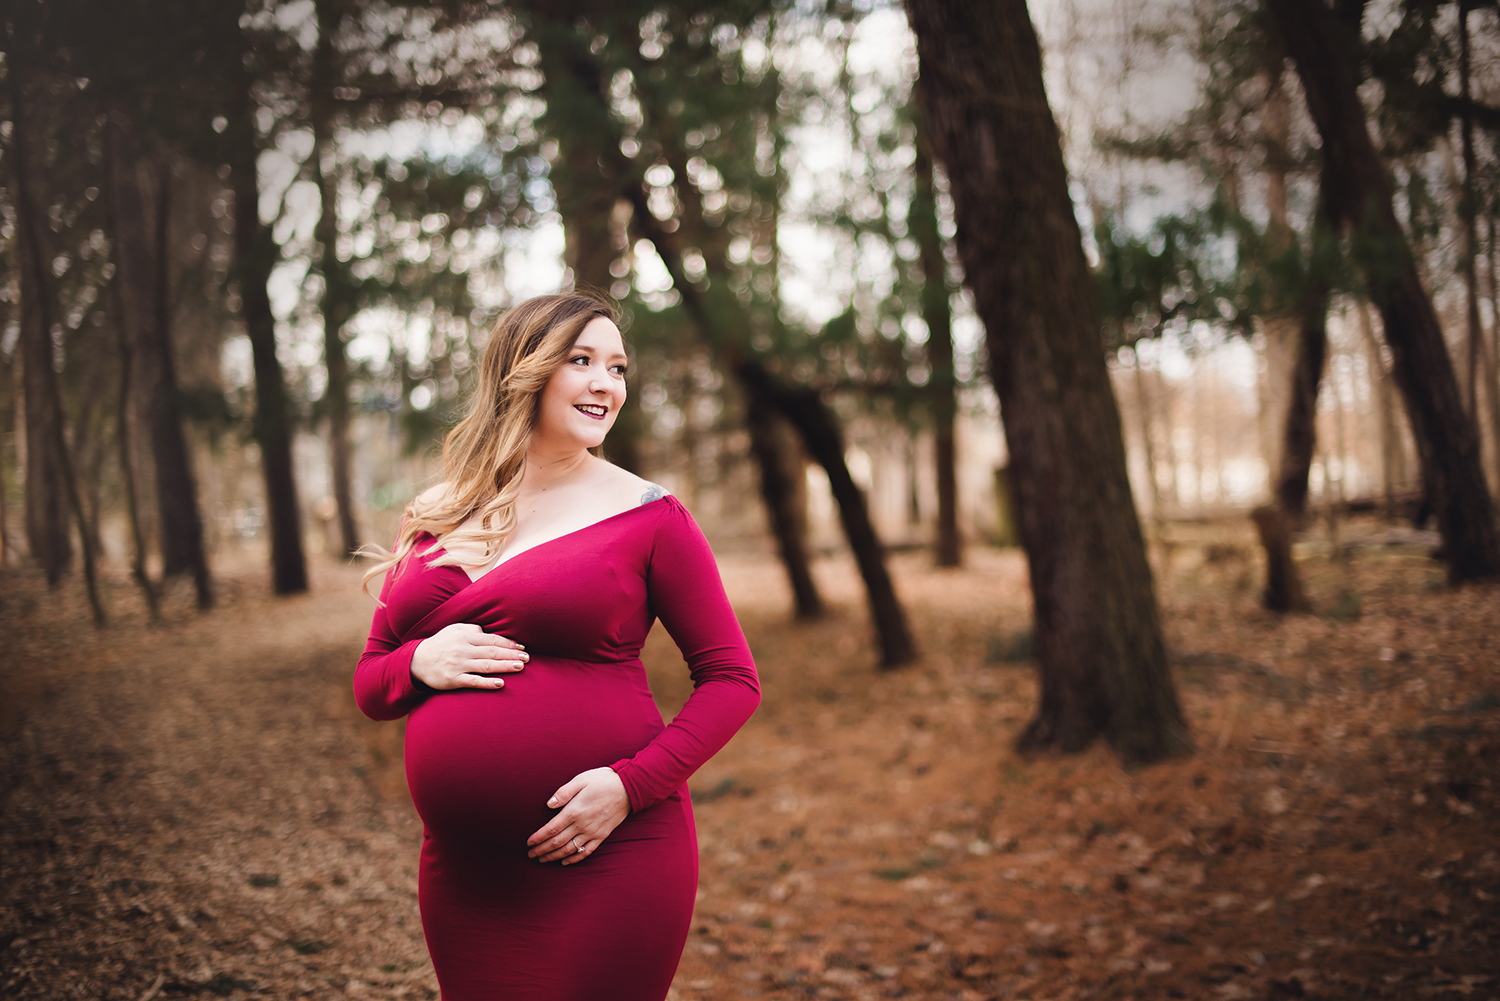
[{"x1": 519, "y1": 446, "x2": 593, "y2": 493}]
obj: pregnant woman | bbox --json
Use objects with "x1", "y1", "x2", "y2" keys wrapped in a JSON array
[{"x1": 354, "y1": 293, "x2": 760, "y2": 1000}]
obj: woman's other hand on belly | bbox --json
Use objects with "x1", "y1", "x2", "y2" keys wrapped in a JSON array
[
  {"x1": 412, "y1": 623, "x2": 528, "y2": 691},
  {"x1": 526, "y1": 767, "x2": 630, "y2": 865}
]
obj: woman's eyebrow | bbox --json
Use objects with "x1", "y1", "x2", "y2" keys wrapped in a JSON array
[{"x1": 572, "y1": 344, "x2": 628, "y2": 362}]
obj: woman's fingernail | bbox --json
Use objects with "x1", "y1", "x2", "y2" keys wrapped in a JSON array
[{"x1": 547, "y1": 798, "x2": 558, "y2": 808}]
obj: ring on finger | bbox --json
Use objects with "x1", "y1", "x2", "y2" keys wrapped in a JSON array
[{"x1": 572, "y1": 837, "x2": 584, "y2": 853}]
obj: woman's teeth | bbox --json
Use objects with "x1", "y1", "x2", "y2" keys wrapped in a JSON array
[{"x1": 575, "y1": 405, "x2": 607, "y2": 419}]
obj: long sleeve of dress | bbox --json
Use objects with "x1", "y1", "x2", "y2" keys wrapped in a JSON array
[
  {"x1": 354, "y1": 559, "x2": 429, "y2": 722},
  {"x1": 611, "y1": 499, "x2": 761, "y2": 812}
]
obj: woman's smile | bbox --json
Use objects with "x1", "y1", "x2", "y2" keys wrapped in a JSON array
[{"x1": 574, "y1": 404, "x2": 608, "y2": 419}]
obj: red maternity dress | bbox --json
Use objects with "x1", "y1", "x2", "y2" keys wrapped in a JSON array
[{"x1": 354, "y1": 496, "x2": 760, "y2": 1001}]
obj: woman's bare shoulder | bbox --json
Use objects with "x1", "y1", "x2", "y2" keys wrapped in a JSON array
[{"x1": 593, "y1": 460, "x2": 671, "y2": 508}]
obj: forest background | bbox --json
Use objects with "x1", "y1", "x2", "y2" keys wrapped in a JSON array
[{"x1": 2, "y1": 0, "x2": 1499, "y2": 999}]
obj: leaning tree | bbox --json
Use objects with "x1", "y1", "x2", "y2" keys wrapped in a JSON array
[{"x1": 906, "y1": 0, "x2": 1189, "y2": 760}]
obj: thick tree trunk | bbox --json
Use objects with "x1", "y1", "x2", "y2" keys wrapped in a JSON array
[
  {"x1": 906, "y1": 0, "x2": 1187, "y2": 760},
  {"x1": 105, "y1": 110, "x2": 213, "y2": 607},
  {"x1": 744, "y1": 381, "x2": 824, "y2": 619},
  {"x1": 1267, "y1": 0, "x2": 1499, "y2": 583},
  {"x1": 313, "y1": 0, "x2": 361, "y2": 559},
  {"x1": 230, "y1": 27, "x2": 308, "y2": 595},
  {"x1": 912, "y1": 138, "x2": 961, "y2": 567}
]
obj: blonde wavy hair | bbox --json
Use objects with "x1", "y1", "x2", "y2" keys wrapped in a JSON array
[{"x1": 361, "y1": 292, "x2": 621, "y2": 597}]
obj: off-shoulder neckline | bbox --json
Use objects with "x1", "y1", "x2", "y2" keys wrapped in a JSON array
[{"x1": 418, "y1": 495, "x2": 674, "y2": 585}]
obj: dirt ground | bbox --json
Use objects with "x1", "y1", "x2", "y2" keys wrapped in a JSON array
[{"x1": 2, "y1": 519, "x2": 1498, "y2": 1001}]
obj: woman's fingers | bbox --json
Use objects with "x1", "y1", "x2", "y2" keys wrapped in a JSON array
[
  {"x1": 527, "y1": 822, "x2": 579, "y2": 861},
  {"x1": 546, "y1": 775, "x2": 587, "y2": 810},
  {"x1": 453, "y1": 673, "x2": 506, "y2": 690}
]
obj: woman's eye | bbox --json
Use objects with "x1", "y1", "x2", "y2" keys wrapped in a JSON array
[
  {"x1": 612, "y1": 365, "x2": 628, "y2": 376},
  {"x1": 570, "y1": 356, "x2": 589, "y2": 365}
]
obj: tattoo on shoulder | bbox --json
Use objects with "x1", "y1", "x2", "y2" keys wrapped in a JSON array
[{"x1": 639, "y1": 483, "x2": 668, "y2": 505}]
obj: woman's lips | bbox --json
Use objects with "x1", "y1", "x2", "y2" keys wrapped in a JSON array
[{"x1": 574, "y1": 404, "x2": 608, "y2": 420}]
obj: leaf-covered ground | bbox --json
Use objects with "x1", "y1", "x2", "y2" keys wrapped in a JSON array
[{"x1": 2, "y1": 520, "x2": 1497, "y2": 1001}]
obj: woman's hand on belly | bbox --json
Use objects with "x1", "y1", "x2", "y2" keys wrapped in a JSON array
[
  {"x1": 411, "y1": 623, "x2": 528, "y2": 691},
  {"x1": 526, "y1": 767, "x2": 631, "y2": 865}
]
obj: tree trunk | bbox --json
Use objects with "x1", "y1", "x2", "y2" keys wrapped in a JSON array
[
  {"x1": 1354, "y1": 297, "x2": 1398, "y2": 516},
  {"x1": 1274, "y1": 185, "x2": 1336, "y2": 522},
  {"x1": 736, "y1": 361, "x2": 916, "y2": 665},
  {"x1": 744, "y1": 381, "x2": 824, "y2": 619},
  {"x1": 10, "y1": 66, "x2": 71, "y2": 584},
  {"x1": 622, "y1": 192, "x2": 913, "y2": 664},
  {"x1": 10, "y1": 63, "x2": 103, "y2": 620},
  {"x1": 111, "y1": 277, "x2": 161, "y2": 620},
  {"x1": 906, "y1": 0, "x2": 1187, "y2": 761},
  {"x1": 313, "y1": 0, "x2": 361, "y2": 559},
  {"x1": 1256, "y1": 256, "x2": 1328, "y2": 614},
  {"x1": 1486, "y1": 209, "x2": 1500, "y2": 494},
  {"x1": 532, "y1": 11, "x2": 904, "y2": 661},
  {"x1": 1267, "y1": 0, "x2": 1499, "y2": 583},
  {"x1": 1130, "y1": 353, "x2": 1163, "y2": 516},
  {"x1": 1251, "y1": 506, "x2": 1308, "y2": 612},
  {"x1": 230, "y1": 21, "x2": 308, "y2": 594},
  {"x1": 912, "y1": 136, "x2": 961, "y2": 567},
  {"x1": 1459, "y1": 5, "x2": 1481, "y2": 421},
  {"x1": 0, "y1": 371, "x2": 12, "y2": 567},
  {"x1": 105, "y1": 109, "x2": 213, "y2": 607}
]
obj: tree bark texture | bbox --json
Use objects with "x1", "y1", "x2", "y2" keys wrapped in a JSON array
[
  {"x1": 906, "y1": 0, "x2": 1188, "y2": 760},
  {"x1": 105, "y1": 109, "x2": 213, "y2": 607},
  {"x1": 10, "y1": 65, "x2": 72, "y2": 584},
  {"x1": 313, "y1": 0, "x2": 361, "y2": 559},
  {"x1": 230, "y1": 21, "x2": 308, "y2": 594},
  {"x1": 912, "y1": 137, "x2": 961, "y2": 567},
  {"x1": 744, "y1": 383, "x2": 824, "y2": 620},
  {"x1": 1267, "y1": 0, "x2": 1498, "y2": 583}
]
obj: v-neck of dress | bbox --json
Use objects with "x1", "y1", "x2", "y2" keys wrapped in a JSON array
[{"x1": 428, "y1": 496, "x2": 669, "y2": 586}]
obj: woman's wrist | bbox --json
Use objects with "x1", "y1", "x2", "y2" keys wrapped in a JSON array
[{"x1": 410, "y1": 638, "x2": 436, "y2": 690}]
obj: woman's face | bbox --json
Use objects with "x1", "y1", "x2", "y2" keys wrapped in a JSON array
[{"x1": 534, "y1": 316, "x2": 628, "y2": 452}]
